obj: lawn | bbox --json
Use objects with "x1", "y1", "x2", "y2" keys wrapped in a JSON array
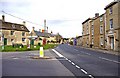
[{"x1": 1, "y1": 44, "x2": 59, "y2": 52}]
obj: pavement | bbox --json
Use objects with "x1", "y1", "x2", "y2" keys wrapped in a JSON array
[
  {"x1": 75, "y1": 46, "x2": 120, "y2": 56},
  {"x1": 2, "y1": 50, "x2": 74, "y2": 76}
]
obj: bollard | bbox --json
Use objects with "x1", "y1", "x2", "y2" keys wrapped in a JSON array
[{"x1": 39, "y1": 47, "x2": 44, "y2": 57}]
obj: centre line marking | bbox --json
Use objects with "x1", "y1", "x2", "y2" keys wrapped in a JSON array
[
  {"x1": 75, "y1": 65, "x2": 80, "y2": 69},
  {"x1": 81, "y1": 69, "x2": 88, "y2": 74},
  {"x1": 71, "y1": 62, "x2": 75, "y2": 65},
  {"x1": 52, "y1": 49, "x2": 64, "y2": 57}
]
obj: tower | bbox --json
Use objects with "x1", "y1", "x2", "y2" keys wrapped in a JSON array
[{"x1": 44, "y1": 19, "x2": 46, "y2": 33}]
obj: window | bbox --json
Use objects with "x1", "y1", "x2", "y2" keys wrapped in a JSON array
[
  {"x1": 100, "y1": 37, "x2": 103, "y2": 45},
  {"x1": 92, "y1": 38, "x2": 94, "y2": 44},
  {"x1": 100, "y1": 26, "x2": 103, "y2": 34},
  {"x1": 109, "y1": 7, "x2": 113, "y2": 14},
  {"x1": 100, "y1": 17, "x2": 103, "y2": 22},
  {"x1": 22, "y1": 38, "x2": 25, "y2": 42},
  {"x1": 11, "y1": 31, "x2": 14, "y2": 35},
  {"x1": 91, "y1": 25, "x2": 94, "y2": 35},
  {"x1": 110, "y1": 19, "x2": 113, "y2": 29},
  {"x1": 87, "y1": 29, "x2": 89, "y2": 34},
  {"x1": 22, "y1": 32, "x2": 25, "y2": 36},
  {"x1": 21, "y1": 26, "x2": 24, "y2": 30}
]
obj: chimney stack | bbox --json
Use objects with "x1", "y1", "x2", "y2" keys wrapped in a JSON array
[
  {"x1": 32, "y1": 27, "x2": 35, "y2": 31},
  {"x1": 23, "y1": 21, "x2": 26, "y2": 26},
  {"x1": 44, "y1": 19, "x2": 46, "y2": 32},
  {"x1": 95, "y1": 13, "x2": 99, "y2": 18},
  {"x1": 2, "y1": 15, "x2": 5, "y2": 22},
  {"x1": 39, "y1": 29, "x2": 41, "y2": 32}
]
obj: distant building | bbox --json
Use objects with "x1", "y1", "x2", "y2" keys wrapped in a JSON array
[
  {"x1": 104, "y1": 0, "x2": 120, "y2": 51},
  {"x1": 0, "y1": 15, "x2": 29, "y2": 46},
  {"x1": 29, "y1": 27, "x2": 57, "y2": 45},
  {"x1": 82, "y1": 18, "x2": 92, "y2": 47},
  {"x1": 76, "y1": 36, "x2": 82, "y2": 46}
]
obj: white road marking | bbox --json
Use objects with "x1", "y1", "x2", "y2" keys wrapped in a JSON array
[
  {"x1": 52, "y1": 49, "x2": 94, "y2": 77},
  {"x1": 68, "y1": 60, "x2": 72, "y2": 63},
  {"x1": 52, "y1": 49, "x2": 64, "y2": 57},
  {"x1": 75, "y1": 65, "x2": 80, "y2": 69},
  {"x1": 71, "y1": 62, "x2": 75, "y2": 65},
  {"x1": 88, "y1": 74, "x2": 94, "y2": 78},
  {"x1": 85, "y1": 53, "x2": 91, "y2": 55},
  {"x1": 99, "y1": 57, "x2": 120, "y2": 64},
  {"x1": 12, "y1": 57, "x2": 19, "y2": 59},
  {"x1": 74, "y1": 49, "x2": 78, "y2": 51},
  {"x1": 65, "y1": 58, "x2": 68, "y2": 60},
  {"x1": 81, "y1": 69, "x2": 88, "y2": 74}
]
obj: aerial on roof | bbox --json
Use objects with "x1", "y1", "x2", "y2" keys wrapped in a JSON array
[{"x1": 0, "y1": 20, "x2": 29, "y2": 32}]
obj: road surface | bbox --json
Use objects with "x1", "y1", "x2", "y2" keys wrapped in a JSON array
[{"x1": 2, "y1": 44, "x2": 120, "y2": 78}]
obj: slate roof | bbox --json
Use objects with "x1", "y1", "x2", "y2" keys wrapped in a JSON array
[
  {"x1": 34, "y1": 31, "x2": 56, "y2": 38},
  {"x1": 104, "y1": 1, "x2": 118, "y2": 10},
  {"x1": 0, "y1": 20, "x2": 29, "y2": 32}
]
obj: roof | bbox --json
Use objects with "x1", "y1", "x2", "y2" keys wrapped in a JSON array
[
  {"x1": 76, "y1": 36, "x2": 82, "y2": 39},
  {"x1": 0, "y1": 21, "x2": 29, "y2": 32},
  {"x1": 104, "y1": 1, "x2": 118, "y2": 10},
  {"x1": 82, "y1": 18, "x2": 92, "y2": 24},
  {"x1": 34, "y1": 31, "x2": 56, "y2": 38}
]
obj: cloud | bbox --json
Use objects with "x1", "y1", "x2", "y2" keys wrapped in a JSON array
[{"x1": 0, "y1": 0, "x2": 114, "y2": 38}]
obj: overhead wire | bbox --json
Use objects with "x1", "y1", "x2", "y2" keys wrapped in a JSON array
[{"x1": 1, "y1": 11, "x2": 43, "y2": 27}]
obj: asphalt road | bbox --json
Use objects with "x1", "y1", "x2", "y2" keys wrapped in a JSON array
[
  {"x1": 2, "y1": 44, "x2": 120, "y2": 78},
  {"x1": 2, "y1": 50, "x2": 74, "y2": 77},
  {"x1": 54, "y1": 44, "x2": 120, "y2": 77}
]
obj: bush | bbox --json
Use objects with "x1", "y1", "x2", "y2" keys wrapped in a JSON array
[{"x1": 69, "y1": 41, "x2": 73, "y2": 45}]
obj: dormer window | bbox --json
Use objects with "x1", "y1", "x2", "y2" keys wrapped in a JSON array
[
  {"x1": 21, "y1": 26, "x2": 24, "y2": 30},
  {"x1": 12, "y1": 24, "x2": 16, "y2": 28}
]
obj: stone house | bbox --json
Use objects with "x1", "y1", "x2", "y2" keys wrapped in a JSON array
[
  {"x1": 0, "y1": 15, "x2": 30, "y2": 46},
  {"x1": 82, "y1": 18, "x2": 92, "y2": 47},
  {"x1": 76, "y1": 36, "x2": 82, "y2": 46},
  {"x1": 29, "y1": 27, "x2": 57, "y2": 45},
  {"x1": 104, "y1": 0, "x2": 120, "y2": 51}
]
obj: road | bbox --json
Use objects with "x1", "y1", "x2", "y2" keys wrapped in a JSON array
[
  {"x1": 2, "y1": 44, "x2": 120, "y2": 78},
  {"x1": 53, "y1": 44, "x2": 120, "y2": 77}
]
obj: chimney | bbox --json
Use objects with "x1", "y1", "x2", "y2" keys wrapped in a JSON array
[
  {"x1": 95, "y1": 13, "x2": 99, "y2": 18},
  {"x1": 39, "y1": 29, "x2": 41, "y2": 32},
  {"x1": 23, "y1": 21, "x2": 26, "y2": 26},
  {"x1": 2, "y1": 15, "x2": 5, "y2": 22},
  {"x1": 44, "y1": 19, "x2": 46, "y2": 32},
  {"x1": 32, "y1": 27, "x2": 35, "y2": 31}
]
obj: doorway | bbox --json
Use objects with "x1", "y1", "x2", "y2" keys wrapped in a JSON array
[{"x1": 110, "y1": 37, "x2": 114, "y2": 50}]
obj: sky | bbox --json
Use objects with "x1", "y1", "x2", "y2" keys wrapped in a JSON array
[{"x1": 0, "y1": 0, "x2": 114, "y2": 38}]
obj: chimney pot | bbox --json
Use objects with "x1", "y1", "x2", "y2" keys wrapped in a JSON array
[
  {"x1": 32, "y1": 27, "x2": 35, "y2": 31},
  {"x1": 95, "y1": 13, "x2": 99, "y2": 17},
  {"x1": 23, "y1": 21, "x2": 26, "y2": 26},
  {"x1": 2, "y1": 15, "x2": 5, "y2": 22}
]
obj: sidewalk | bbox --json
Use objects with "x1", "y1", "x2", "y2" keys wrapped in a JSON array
[{"x1": 78, "y1": 46, "x2": 119, "y2": 56}]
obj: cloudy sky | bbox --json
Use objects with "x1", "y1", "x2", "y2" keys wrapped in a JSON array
[{"x1": 0, "y1": 0, "x2": 113, "y2": 38}]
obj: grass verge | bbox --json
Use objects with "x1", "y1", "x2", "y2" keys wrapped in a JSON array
[{"x1": 1, "y1": 44, "x2": 59, "y2": 52}]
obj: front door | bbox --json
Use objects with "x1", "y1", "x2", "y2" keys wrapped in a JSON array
[
  {"x1": 30, "y1": 39, "x2": 34, "y2": 45},
  {"x1": 4, "y1": 38, "x2": 7, "y2": 45},
  {"x1": 111, "y1": 37, "x2": 114, "y2": 50}
]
